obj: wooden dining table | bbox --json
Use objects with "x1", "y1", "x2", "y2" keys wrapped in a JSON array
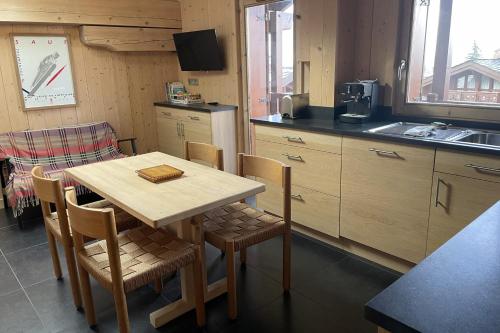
[{"x1": 64, "y1": 151, "x2": 265, "y2": 328}]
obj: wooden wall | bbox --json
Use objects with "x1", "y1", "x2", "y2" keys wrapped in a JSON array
[
  {"x1": 0, "y1": 24, "x2": 178, "y2": 153},
  {"x1": 295, "y1": 0, "x2": 400, "y2": 107},
  {"x1": 177, "y1": 0, "x2": 243, "y2": 150}
]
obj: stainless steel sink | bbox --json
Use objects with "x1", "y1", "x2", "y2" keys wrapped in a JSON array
[
  {"x1": 454, "y1": 132, "x2": 500, "y2": 147},
  {"x1": 367, "y1": 122, "x2": 467, "y2": 141}
]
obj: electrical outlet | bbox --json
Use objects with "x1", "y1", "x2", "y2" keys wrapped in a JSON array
[{"x1": 188, "y1": 78, "x2": 199, "y2": 86}]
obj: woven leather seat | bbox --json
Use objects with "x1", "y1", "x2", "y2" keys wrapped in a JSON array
[
  {"x1": 45, "y1": 200, "x2": 139, "y2": 242},
  {"x1": 203, "y1": 202, "x2": 285, "y2": 251},
  {"x1": 78, "y1": 225, "x2": 196, "y2": 293}
]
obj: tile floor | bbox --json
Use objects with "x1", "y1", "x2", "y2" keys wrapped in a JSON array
[{"x1": 0, "y1": 209, "x2": 400, "y2": 333}]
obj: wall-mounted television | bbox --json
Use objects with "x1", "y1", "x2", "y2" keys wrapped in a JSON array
[{"x1": 173, "y1": 29, "x2": 224, "y2": 71}]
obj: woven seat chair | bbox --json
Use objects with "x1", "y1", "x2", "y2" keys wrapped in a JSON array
[
  {"x1": 31, "y1": 165, "x2": 139, "y2": 310},
  {"x1": 203, "y1": 153, "x2": 291, "y2": 319},
  {"x1": 65, "y1": 187, "x2": 206, "y2": 333}
]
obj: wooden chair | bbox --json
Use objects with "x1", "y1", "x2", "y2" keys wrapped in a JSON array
[
  {"x1": 65, "y1": 187, "x2": 206, "y2": 333},
  {"x1": 202, "y1": 153, "x2": 291, "y2": 319},
  {"x1": 31, "y1": 165, "x2": 139, "y2": 310},
  {"x1": 185, "y1": 141, "x2": 224, "y2": 171}
]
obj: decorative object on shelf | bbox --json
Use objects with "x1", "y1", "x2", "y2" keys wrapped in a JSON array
[
  {"x1": 166, "y1": 81, "x2": 204, "y2": 104},
  {"x1": 136, "y1": 164, "x2": 184, "y2": 183},
  {"x1": 11, "y1": 34, "x2": 77, "y2": 110}
]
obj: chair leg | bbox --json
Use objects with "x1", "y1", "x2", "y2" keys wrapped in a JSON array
[
  {"x1": 283, "y1": 231, "x2": 291, "y2": 292},
  {"x1": 78, "y1": 264, "x2": 97, "y2": 328},
  {"x1": 113, "y1": 284, "x2": 130, "y2": 333},
  {"x1": 226, "y1": 242, "x2": 237, "y2": 320},
  {"x1": 45, "y1": 228, "x2": 62, "y2": 280},
  {"x1": 17, "y1": 215, "x2": 24, "y2": 229},
  {"x1": 240, "y1": 247, "x2": 247, "y2": 266},
  {"x1": 193, "y1": 247, "x2": 206, "y2": 327},
  {"x1": 62, "y1": 243, "x2": 83, "y2": 310},
  {"x1": 153, "y1": 279, "x2": 162, "y2": 294}
]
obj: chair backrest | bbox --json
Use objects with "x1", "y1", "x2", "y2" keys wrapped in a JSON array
[
  {"x1": 65, "y1": 187, "x2": 124, "y2": 286},
  {"x1": 185, "y1": 141, "x2": 224, "y2": 171},
  {"x1": 237, "y1": 153, "x2": 291, "y2": 224},
  {"x1": 31, "y1": 165, "x2": 72, "y2": 243}
]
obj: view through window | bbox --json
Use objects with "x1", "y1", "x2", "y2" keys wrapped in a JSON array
[
  {"x1": 407, "y1": 0, "x2": 500, "y2": 108},
  {"x1": 245, "y1": 0, "x2": 294, "y2": 118}
]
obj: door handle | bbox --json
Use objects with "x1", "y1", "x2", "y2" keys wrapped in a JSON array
[
  {"x1": 465, "y1": 164, "x2": 500, "y2": 175},
  {"x1": 282, "y1": 153, "x2": 304, "y2": 162},
  {"x1": 369, "y1": 148, "x2": 401, "y2": 158},
  {"x1": 291, "y1": 194, "x2": 304, "y2": 202},
  {"x1": 176, "y1": 122, "x2": 180, "y2": 137},
  {"x1": 181, "y1": 123, "x2": 185, "y2": 138},
  {"x1": 435, "y1": 177, "x2": 447, "y2": 208},
  {"x1": 283, "y1": 136, "x2": 304, "y2": 144}
]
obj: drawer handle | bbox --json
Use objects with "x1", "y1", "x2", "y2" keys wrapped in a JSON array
[
  {"x1": 283, "y1": 136, "x2": 304, "y2": 144},
  {"x1": 369, "y1": 148, "x2": 401, "y2": 158},
  {"x1": 291, "y1": 194, "x2": 304, "y2": 202},
  {"x1": 162, "y1": 111, "x2": 172, "y2": 117},
  {"x1": 465, "y1": 164, "x2": 500, "y2": 175},
  {"x1": 282, "y1": 153, "x2": 304, "y2": 162},
  {"x1": 435, "y1": 177, "x2": 445, "y2": 208},
  {"x1": 188, "y1": 116, "x2": 200, "y2": 121}
]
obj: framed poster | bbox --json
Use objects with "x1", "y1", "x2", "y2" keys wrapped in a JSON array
[{"x1": 11, "y1": 34, "x2": 77, "y2": 110}]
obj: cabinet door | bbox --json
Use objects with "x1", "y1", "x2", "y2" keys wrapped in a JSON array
[
  {"x1": 340, "y1": 138, "x2": 435, "y2": 263},
  {"x1": 157, "y1": 117, "x2": 184, "y2": 158},
  {"x1": 182, "y1": 120, "x2": 212, "y2": 145},
  {"x1": 426, "y1": 173, "x2": 500, "y2": 254}
]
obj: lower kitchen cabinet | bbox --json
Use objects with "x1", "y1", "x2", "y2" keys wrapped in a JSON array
[
  {"x1": 340, "y1": 137, "x2": 435, "y2": 263},
  {"x1": 426, "y1": 172, "x2": 500, "y2": 255},
  {"x1": 257, "y1": 180, "x2": 340, "y2": 237},
  {"x1": 156, "y1": 106, "x2": 236, "y2": 173}
]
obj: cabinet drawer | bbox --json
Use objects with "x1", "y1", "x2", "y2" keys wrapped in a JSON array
[
  {"x1": 257, "y1": 181, "x2": 339, "y2": 238},
  {"x1": 255, "y1": 139, "x2": 340, "y2": 196},
  {"x1": 255, "y1": 125, "x2": 341, "y2": 154},
  {"x1": 340, "y1": 138, "x2": 435, "y2": 263},
  {"x1": 435, "y1": 149, "x2": 500, "y2": 183},
  {"x1": 156, "y1": 106, "x2": 211, "y2": 126}
]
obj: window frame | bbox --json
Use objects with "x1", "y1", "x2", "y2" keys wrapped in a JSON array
[{"x1": 394, "y1": 0, "x2": 500, "y2": 122}]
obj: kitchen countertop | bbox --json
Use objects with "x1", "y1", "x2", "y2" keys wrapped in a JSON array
[
  {"x1": 365, "y1": 201, "x2": 500, "y2": 333},
  {"x1": 154, "y1": 101, "x2": 237, "y2": 112},
  {"x1": 251, "y1": 114, "x2": 500, "y2": 156}
]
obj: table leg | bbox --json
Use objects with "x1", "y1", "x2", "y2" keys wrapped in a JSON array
[{"x1": 149, "y1": 215, "x2": 227, "y2": 328}]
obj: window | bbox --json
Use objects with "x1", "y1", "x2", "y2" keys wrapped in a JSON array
[
  {"x1": 466, "y1": 75, "x2": 476, "y2": 90},
  {"x1": 406, "y1": 0, "x2": 500, "y2": 108},
  {"x1": 480, "y1": 76, "x2": 490, "y2": 90}
]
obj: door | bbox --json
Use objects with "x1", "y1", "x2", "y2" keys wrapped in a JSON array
[
  {"x1": 245, "y1": 0, "x2": 294, "y2": 118},
  {"x1": 157, "y1": 117, "x2": 184, "y2": 158},
  {"x1": 426, "y1": 173, "x2": 500, "y2": 255},
  {"x1": 340, "y1": 138, "x2": 435, "y2": 263},
  {"x1": 182, "y1": 120, "x2": 212, "y2": 146}
]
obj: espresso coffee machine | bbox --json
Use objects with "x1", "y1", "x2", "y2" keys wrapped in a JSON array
[{"x1": 338, "y1": 80, "x2": 379, "y2": 124}]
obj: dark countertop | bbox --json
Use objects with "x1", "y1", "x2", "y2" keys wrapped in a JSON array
[
  {"x1": 365, "y1": 201, "x2": 500, "y2": 333},
  {"x1": 154, "y1": 101, "x2": 237, "y2": 112},
  {"x1": 250, "y1": 114, "x2": 500, "y2": 156}
]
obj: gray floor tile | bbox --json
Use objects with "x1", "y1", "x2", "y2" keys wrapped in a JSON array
[
  {"x1": 0, "y1": 221, "x2": 47, "y2": 254},
  {"x1": 0, "y1": 253, "x2": 21, "y2": 296},
  {"x1": 0, "y1": 290, "x2": 46, "y2": 333},
  {"x1": 6, "y1": 243, "x2": 66, "y2": 288}
]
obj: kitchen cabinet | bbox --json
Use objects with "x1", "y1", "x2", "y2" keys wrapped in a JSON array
[
  {"x1": 426, "y1": 150, "x2": 500, "y2": 254},
  {"x1": 156, "y1": 106, "x2": 236, "y2": 173},
  {"x1": 340, "y1": 137, "x2": 435, "y2": 263},
  {"x1": 254, "y1": 125, "x2": 342, "y2": 238}
]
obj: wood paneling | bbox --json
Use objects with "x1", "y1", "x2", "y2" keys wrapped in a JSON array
[
  {"x1": 79, "y1": 26, "x2": 179, "y2": 52},
  {"x1": 0, "y1": 25, "x2": 178, "y2": 154},
  {"x1": 178, "y1": 0, "x2": 244, "y2": 152},
  {"x1": 0, "y1": 0, "x2": 181, "y2": 28}
]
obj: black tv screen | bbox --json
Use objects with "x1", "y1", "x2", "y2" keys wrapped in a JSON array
[{"x1": 173, "y1": 29, "x2": 224, "y2": 71}]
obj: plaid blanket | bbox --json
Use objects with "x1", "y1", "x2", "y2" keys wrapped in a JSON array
[{"x1": 0, "y1": 122, "x2": 126, "y2": 217}]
